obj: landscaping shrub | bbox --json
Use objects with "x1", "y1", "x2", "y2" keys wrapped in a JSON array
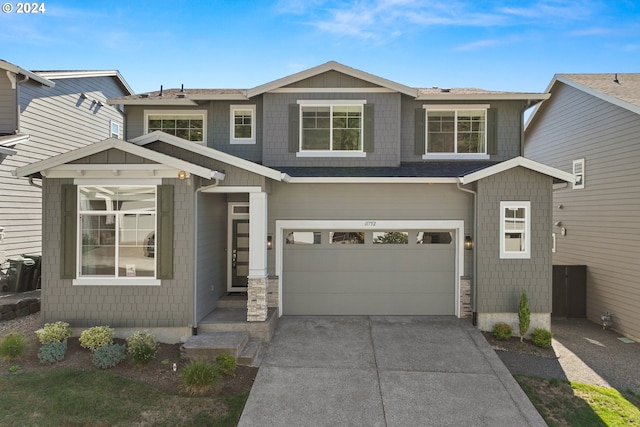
[
  {"x1": 38, "y1": 341, "x2": 67, "y2": 364},
  {"x1": 492, "y1": 322, "x2": 513, "y2": 340},
  {"x1": 36, "y1": 321, "x2": 72, "y2": 344},
  {"x1": 79, "y1": 326, "x2": 114, "y2": 351},
  {"x1": 182, "y1": 360, "x2": 219, "y2": 395},
  {"x1": 215, "y1": 353, "x2": 237, "y2": 377},
  {"x1": 126, "y1": 331, "x2": 158, "y2": 366},
  {"x1": 518, "y1": 290, "x2": 531, "y2": 342},
  {"x1": 0, "y1": 333, "x2": 27, "y2": 360},
  {"x1": 92, "y1": 343, "x2": 127, "y2": 369},
  {"x1": 531, "y1": 328, "x2": 553, "y2": 348}
]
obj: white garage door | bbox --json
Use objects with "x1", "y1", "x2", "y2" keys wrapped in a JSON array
[{"x1": 282, "y1": 229, "x2": 456, "y2": 315}]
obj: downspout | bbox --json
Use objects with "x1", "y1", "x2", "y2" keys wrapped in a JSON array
[
  {"x1": 192, "y1": 178, "x2": 220, "y2": 335},
  {"x1": 457, "y1": 179, "x2": 478, "y2": 325}
]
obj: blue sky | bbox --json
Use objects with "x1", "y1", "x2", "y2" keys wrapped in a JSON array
[{"x1": 1, "y1": 0, "x2": 639, "y2": 94}]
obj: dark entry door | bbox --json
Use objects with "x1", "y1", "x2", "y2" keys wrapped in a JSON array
[{"x1": 231, "y1": 219, "x2": 249, "y2": 289}]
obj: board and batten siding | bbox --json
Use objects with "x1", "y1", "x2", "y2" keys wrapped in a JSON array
[
  {"x1": 0, "y1": 76, "x2": 127, "y2": 260},
  {"x1": 525, "y1": 82, "x2": 640, "y2": 340},
  {"x1": 267, "y1": 182, "x2": 474, "y2": 277}
]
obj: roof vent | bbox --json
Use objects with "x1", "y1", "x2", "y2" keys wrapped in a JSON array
[
  {"x1": 440, "y1": 88, "x2": 451, "y2": 93},
  {"x1": 139, "y1": 93, "x2": 149, "y2": 98},
  {"x1": 159, "y1": 85, "x2": 163, "y2": 96},
  {"x1": 613, "y1": 73, "x2": 620, "y2": 84},
  {"x1": 176, "y1": 92, "x2": 187, "y2": 98}
]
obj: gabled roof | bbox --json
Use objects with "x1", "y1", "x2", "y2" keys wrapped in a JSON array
[
  {"x1": 13, "y1": 138, "x2": 221, "y2": 180},
  {"x1": 246, "y1": 61, "x2": 417, "y2": 98},
  {"x1": 526, "y1": 73, "x2": 640, "y2": 128},
  {"x1": 34, "y1": 70, "x2": 134, "y2": 95},
  {"x1": 0, "y1": 59, "x2": 55, "y2": 88},
  {"x1": 131, "y1": 131, "x2": 284, "y2": 181},
  {"x1": 460, "y1": 156, "x2": 575, "y2": 184}
]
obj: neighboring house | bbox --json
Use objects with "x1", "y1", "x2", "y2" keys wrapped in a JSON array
[
  {"x1": 524, "y1": 73, "x2": 640, "y2": 341},
  {"x1": 0, "y1": 59, "x2": 133, "y2": 266},
  {"x1": 15, "y1": 61, "x2": 573, "y2": 342}
]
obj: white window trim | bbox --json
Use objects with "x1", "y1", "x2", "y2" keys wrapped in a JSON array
[
  {"x1": 572, "y1": 158, "x2": 585, "y2": 189},
  {"x1": 297, "y1": 100, "x2": 366, "y2": 156},
  {"x1": 230, "y1": 105, "x2": 256, "y2": 145},
  {"x1": 110, "y1": 121, "x2": 122, "y2": 139},
  {"x1": 144, "y1": 109, "x2": 207, "y2": 144},
  {"x1": 73, "y1": 183, "x2": 160, "y2": 286},
  {"x1": 422, "y1": 104, "x2": 489, "y2": 159},
  {"x1": 500, "y1": 201, "x2": 531, "y2": 259}
]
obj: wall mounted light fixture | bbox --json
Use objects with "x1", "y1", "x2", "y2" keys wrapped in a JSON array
[
  {"x1": 464, "y1": 236, "x2": 474, "y2": 250},
  {"x1": 267, "y1": 235, "x2": 273, "y2": 250},
  {"x1": 177, "y1": 170, "x2": 187, "y2": 180}
]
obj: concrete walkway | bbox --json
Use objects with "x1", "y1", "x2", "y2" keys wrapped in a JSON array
[{"x1": 239, "y1": 316, "x2": 545, "y2": 426}]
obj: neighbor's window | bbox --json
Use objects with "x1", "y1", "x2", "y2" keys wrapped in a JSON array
[
  {"x1": 285, "y1": 232, "x2": 321, "y2": 245},
  {"x1": 425, "y1": 106, "x2": 487, "y2": 155},
  {"x1": 230, "y1": 105, "x2": 256, "y2": 144},
  {"x1": 500, "y1": 201, "x2": 530, "y2": 259},
  {"x1": 417, "y1": 232, "x2": 452, "y2": 244},
  {"x1": 146, "y1": 111, "x2": 205, "y2": 143},
  {"x1": 573, "y1": 158, "x2": 585, "y2": 189},
  {"x1": 300, "y1": 101, "x2": 364, "y2": 152},
  {"x1": 78, "y1": 186, "x2": 156, "y2": 278},
  {"x1": 110, "y1": 121, "x2": 122, "y2": 139},
  {"x1": 330, "y1": 232, "x2": 365, "y2": 244}
]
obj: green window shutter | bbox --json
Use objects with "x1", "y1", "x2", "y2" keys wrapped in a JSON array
[
  {"x1": 156, "y1": 185, "x2": 174, "y2": 280},
  {"x1": 288, "y1": 104, "x2": 299, "y2": 153},
  {"x1": 363, "y1": 104, "x2": 374, "y2": 153},
  {"x1": 60, "y1": 184, "x2": 77, "y2": 279},
  {"x1": 486, "y1": 108, "x2": 498, "y2": 155},
  {"x1": 414, "y1": 108, "x2": 426, "y2": 156}
]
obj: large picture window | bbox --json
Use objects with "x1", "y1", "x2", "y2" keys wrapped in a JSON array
[
  {"x1": 424, "y1": 106, "x2": 488, "y2": 156},
  {"x1": 300, "y1": 102, "x2": 363, "y2": 152},
  {"x1": 500, "y1": 201, "x2": 530, "y2": 259},
  {"x1": 78, "y1": 186, "x2": 156, "y2": 279},
  {"x1": 145, "y1": 110, "x2": 206, "y2": 143}
]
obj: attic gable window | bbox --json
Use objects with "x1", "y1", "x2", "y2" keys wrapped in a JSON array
[
  {"x1": 421, "y1": 105, "x2": 490, "y2": 159},
  {"x1": 297, "y1": 100, "x2": 366, "y2": 157},
  {"x1": 145, "y1": 110, "x2": 206, "y2": 143}
]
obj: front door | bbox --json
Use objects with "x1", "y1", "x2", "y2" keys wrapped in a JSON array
[{"x1": 228, "y1": 204, "x2": 250, "y2": 292}]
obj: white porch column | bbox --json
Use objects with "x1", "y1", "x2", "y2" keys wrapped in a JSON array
[{"x1": 247, "y1": 191, "x2": 268, "y2": 321}]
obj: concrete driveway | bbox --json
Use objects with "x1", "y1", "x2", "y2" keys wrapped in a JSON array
[{"x1": 238, "y1": 316, "x2": 545, "y2": 426}]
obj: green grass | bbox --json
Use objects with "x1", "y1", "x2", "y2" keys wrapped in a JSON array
[
  {"x1": 516, "y1": 375, "x2": 640, "y2": 427},
  {"x1": 0, "y1": 369, "x2": 248, "y2": 426}
]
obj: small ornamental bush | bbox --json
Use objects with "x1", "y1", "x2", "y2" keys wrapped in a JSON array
[
  {"x1": 492, "y1": 322, "x2": 513, "y2": 341},
  {"x1": 182, "y1": 360, "x2": 219, "y2": 395},
  {"x1": 531, "y1": 328, "x2": 553, "y2": 348},
  {"x1": 92, "y1": 343, "x2": 127, "y2": 369},
  {"x1": 79, "y1": 326, "x2": 114, "y2": 351},
  {"x1": 215, "y1": 353, "x2": 237, "y2": 377},
  {"x1": 518, "y1": 291, "x2": 531, "y2": 342},
  {"x1": 0, "y1": 333, "x2": 27, "y2": 360},
  {"x1": 38, "y1": 341, "x2": 68, "y2": 364},
  {"x1": 36, "y1": 321, "x2": 72, "y2": 344},
  {"x1": 126, "y1": 331, "x2": 158, "y2": 366}
]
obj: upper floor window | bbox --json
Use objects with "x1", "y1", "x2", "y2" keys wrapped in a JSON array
[
  {"x1": 110, "y1": 121, "x2": 122, "y2": 139},
  {"x1": 145, "y1": 110, "x2": 206, "y2": 143},
  {"x1": 230, "y1": 105, "x2": 256, "y2": 144},
  {"x1": 500, "y1": 201, "x2": 530, "y2": 259},
  {"x1": 419, "y1": 105, "x2": 490, "y2": 159},
  {"x1": 78, "y1": 185, "x2": 156, "y2": 279},
  {"x1": 298, "y1": 101, "x2": 364, "y2": 154}
]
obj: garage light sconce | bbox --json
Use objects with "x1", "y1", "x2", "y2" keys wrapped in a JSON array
[
  {"x1": 177, "y1": 170, "x2": 187, "y2": 180},
  {"x1": 267, "y1": 235, "x2": 273, "y2": 250},
  {"x1": 464, "y1": 236, "x2": 473, "y2": 250}
]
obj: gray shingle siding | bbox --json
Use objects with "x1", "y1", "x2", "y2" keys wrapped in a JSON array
[{"x1": 476, "y1": 167, "x2": 552, "y2": 313}]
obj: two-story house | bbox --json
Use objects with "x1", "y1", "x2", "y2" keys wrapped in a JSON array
[
  {"x1": 525, "y1": 73, "x2": 640, "y2": 341},
  {"x1": 15, "y1": 62, "x2": 573, "y2": 343},
  {"x1": 0, "y1": 60, "x2": 133, "y2": 275}
]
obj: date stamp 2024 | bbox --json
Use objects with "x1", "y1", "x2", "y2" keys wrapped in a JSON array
[{"x1": 2, "y1": 2, "x2": 46, "y2": 14}]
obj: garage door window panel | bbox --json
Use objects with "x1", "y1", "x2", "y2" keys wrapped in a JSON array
[
  {"x1": 373, "y1": 231, "x2": 408, "y2": 244},
  {"x1": 286, "y1": 231, "x2": 321, "y2": 245},
  {"x1": 330, "y1": 232, "x2": 365, "y2": 244},
  {"x1": 417, "y1": 231, "x2": 452, "y2": 244}
]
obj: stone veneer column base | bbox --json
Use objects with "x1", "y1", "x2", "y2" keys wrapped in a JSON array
[
  {"x1": 267, "y1": 276, "x2": 279, "y2": 308},
  {"x1": 247, "y1": 276, "x2": 268, "y2": 322}
]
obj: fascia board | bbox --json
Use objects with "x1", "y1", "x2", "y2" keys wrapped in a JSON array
[
  {"x1": 417, "y1": 93, "x2": 550, "y2": 101},
  {"x1": 36, "y1": 70, "x2": 134, "y2": 95},
  {"x1": 284, "y1": 177, "x2": 458, "y2": 184},
  {"x1": 0, "y1": 133, "x2": 29, "y2": 147},
  {"x1": 107, "y1": 98, "x2": 198, "y2": 106},
  {"x1": 131, "y1": 131, "x2": 283, "y2": 181},
  {"x1": 0, "y1": 60, "x2": 55, "y2": 87},
  {"x1": 461, "y1": 157, "x2": 575, "y2": 184}
]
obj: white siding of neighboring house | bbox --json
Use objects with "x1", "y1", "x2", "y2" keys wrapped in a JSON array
[
  {"x1": 0, "y1": 73, "x2": 17, "y2": 133},
  {"x1": 525, "y1": 82, "x2": 640, "y2": 340},
  {"x1": 0, "y1": 76, "x2": 128, "y2": 261}
]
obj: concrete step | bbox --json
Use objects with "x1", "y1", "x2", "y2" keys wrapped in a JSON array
[
  {"x1": 181, "y1": 331, "x2": 249, "y2": 359},
  {"x1": 216, "y1": 294, "x2": 247, "y2": 309},
  {"x1": 238, "y1": 339, "x2": 263, "y2": 366},
  {"x1": 198, "y1": 307, "x2": 279, "y2": 342}
]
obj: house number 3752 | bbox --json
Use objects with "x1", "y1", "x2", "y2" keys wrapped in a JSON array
[{"x1": 364, "y1": 221, "x2": 377, "y2": 227}]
